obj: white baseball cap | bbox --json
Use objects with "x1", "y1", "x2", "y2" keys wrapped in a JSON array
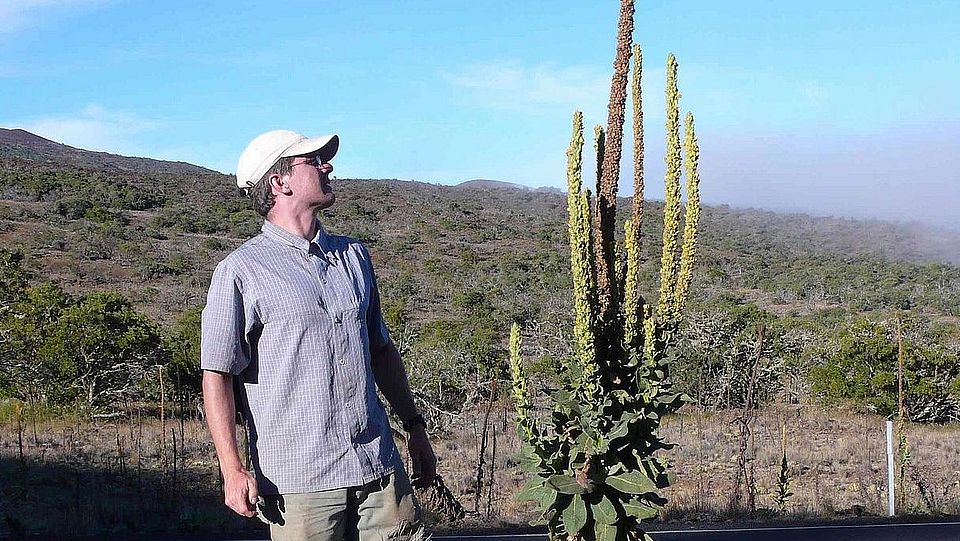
[{"x1": 235, "y1": 129, "x2": 339, "y2": 189}]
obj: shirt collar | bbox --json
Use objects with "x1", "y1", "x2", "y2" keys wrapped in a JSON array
[{"x1": 261, "y1": 219, "x2": 332, "y2": 254}]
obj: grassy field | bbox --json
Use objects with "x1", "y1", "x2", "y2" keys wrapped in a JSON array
[{"x1": 1, "y1": 402, "x2": 957, "y2": 539}]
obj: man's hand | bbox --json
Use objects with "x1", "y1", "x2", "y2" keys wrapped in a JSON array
[
  {"x1": 369, "y1": 341, "x2": 437, "y2": 487},
  {"x1": 222, "y1": 466, "x2": 259, "y2": 517},
  {"x1": 408, "y1": 427, "x2": 437, "y2": 489},
  {"x1": 204, "y1": 371, "x2": 258, "y2": 517}
]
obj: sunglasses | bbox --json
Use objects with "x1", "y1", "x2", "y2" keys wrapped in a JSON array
[{"x1": 292, "y1": 156, "x2": 328, "y2": 168}]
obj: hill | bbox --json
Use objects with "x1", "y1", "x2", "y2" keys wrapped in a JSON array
[
  {"x1": 0, "y1": 128, "x2": 219, "y2": 176},
  {"x1": 454, "y1": 178, "x2": 564, "y2": 194},
  {"x1": 0, "y1": 128, "x2": 957, "y2": 330},
  {"x1": 454, "y1": 179, "x2": 530, "y2": 191}
]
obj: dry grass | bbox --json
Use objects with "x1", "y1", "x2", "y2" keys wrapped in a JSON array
[
  {"x1": 659, "y1": 405, "x2": 960, "y2": 520},
  {"x1": 1, "y1": 402, "x2": 958, "y2": 539},
  {"x1": 0, "y1": 403, "x2": 256, "y2": 539},
  {"x1": 422, "y1": 403, "x2": 532, "y2": 529},
  {"x1": 432, "y1": 403, "x2": 960, "y2": 527}
]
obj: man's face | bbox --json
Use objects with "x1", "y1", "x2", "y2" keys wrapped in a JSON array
[{"x1": 286, "y1": 155, "x2": 336, "y2": 210}]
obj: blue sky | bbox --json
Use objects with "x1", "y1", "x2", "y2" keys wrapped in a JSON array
[{"x1": 2, "y1": 1, "x2": 958, "y2": 229}]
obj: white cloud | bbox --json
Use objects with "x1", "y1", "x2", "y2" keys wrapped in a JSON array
[
  {"x1": 17, "y1": 104, "x2": 157, "y2": 155},
  {"x1": 444, "y1": 62, "x2": 612, "y2": 118},
  {"x1": 443, "y1": 60, "x2": 675, "y2": 131}
]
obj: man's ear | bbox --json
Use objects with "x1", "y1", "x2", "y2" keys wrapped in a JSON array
[{"x1": 270, "y1": 173, "x2": 292, "y2": 196}]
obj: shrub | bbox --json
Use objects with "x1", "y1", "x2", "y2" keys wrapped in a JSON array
[
  {"x1": 55, "y1": 196, "x2": 94, "y2": 220},
  {"x1": 811, "y1": 317, "x2": 960, "y2": 422}
]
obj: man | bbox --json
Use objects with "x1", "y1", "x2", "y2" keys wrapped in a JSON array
[{"x1": 201, "y1": 129, "x2": 436, "y2": 541}]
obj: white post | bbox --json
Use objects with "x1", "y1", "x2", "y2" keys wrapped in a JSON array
[{"x1": 886, "y1": 419, "x2": 895, "y2": 516}]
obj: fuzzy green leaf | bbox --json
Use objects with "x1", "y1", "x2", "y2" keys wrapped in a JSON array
[
  {"x1": 591, "y1": 494, "x2": 619, "y2": 524},
  {"x1": 574, "y1": 431, "x2": 596, "y2": 453},
  {"x1": 594, "y1": 520, "x2": 618, "y2": 541},
  {"x1": 540, "y1": 485, "x2": 559, "y2": 511},
  {"x1": 579, "y1": 420, "x2": 601, "y2": 442},
  {"x1": 605, "y1": 471, "x2": 657, "y2": 495},
  {"x1": 518, "y1": 442, "x2": 545, "y2": 469},
  {"x1": 656, "y1": 393, "x2": 681, "y2": 406},
  {"x1": 553, "y1": 389, "x2": 574, "y2": 408},
  {"x1": 548, "y1": 474, "x2": 589, "y2": 494},
  {"x1": 609, "y1": 411, "x2": 641, "y2": 440},
  {"x1": 561, "y1": 494, "x2": 588, "y2": 534},
  {"x1": 547, "y1": 473, "x2": 587, "y2": 494},
  {"x1": 516, "y1": 477, "x2": 548, "y2": 502},
  {"x1": 595, "y1": 437, "x2": 611, "y2": 455},
  {"x1": 623, "y1": 498, "x2": 660, "y2": 521}
]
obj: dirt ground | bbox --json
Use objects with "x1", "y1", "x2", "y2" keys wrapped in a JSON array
[{"x1": 1, "y1": 403, "x2": 957, "y2": 539}]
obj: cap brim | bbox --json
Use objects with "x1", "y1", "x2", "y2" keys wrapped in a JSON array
[{"x1": 282, "y1": 134, "x2": 339, "y2": 162}]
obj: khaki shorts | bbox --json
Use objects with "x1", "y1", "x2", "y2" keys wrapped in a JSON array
[{"x1": 257, "y1": 466, "x2": 429, "y2": 541}]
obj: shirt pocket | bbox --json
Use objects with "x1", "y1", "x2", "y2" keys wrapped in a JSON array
[
  {"x1": 334, "y1": 305, "x2": 363, "y2": 343},
  {"x1": 256, "y1": 274, "x2": 325, "y2": 323}
]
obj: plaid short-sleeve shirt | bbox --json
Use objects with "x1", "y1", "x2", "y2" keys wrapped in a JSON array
[{"x1": 200, "y1": 220, "x2": 399, "y2": 495}]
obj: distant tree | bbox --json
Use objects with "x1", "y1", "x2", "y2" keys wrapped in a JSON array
[
  {"x1": 908, "y1": 338, "x2": 960, "y2": 422},
  {"x1": 39, "y1": 292, "x2": 164, "y2": 410},
  {"x1": 164, "y1": 306, "x2": 203, "y2": 399},
  {"x1": 0, "y1": 282, "x2": 72, "y2": 403},
  {"x1": 811, "y1": 317, "x2": 960, "y2": 422},
  {"x1": 54, "y1": 195, "x2": 95, "y2": 220},
  {"x1": 676, "y1": 307, "x2": 783, "y2": 409},
  {"x1": 381, "y1": 296, "x2": 416, "y2": 356},
  {"x1": 811, "y1": 318, "x2": 897, "y2": 413},
  {"x1": 776, "y1": 324, "x2": 832, "y2": 404},
  {"x1": 449, "y1": 289, "x2": 504, "y2": 375},
  {"x1": 0, "y1": 250, "x2": 35, "y2": 399},
  {"x1": 0, "y1": 248, "x2": 28, "y2": 314}
]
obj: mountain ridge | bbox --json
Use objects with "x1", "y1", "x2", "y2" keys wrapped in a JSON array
[
  {"x1": 455, "y1": 178, "x2": 564, "y2": 194},
  {"x1": 1, "y1": 128, "x2": 957, "y2": 266},
  {"x1": 0, "y1": 128, "x2": 220, "y2": 176}
]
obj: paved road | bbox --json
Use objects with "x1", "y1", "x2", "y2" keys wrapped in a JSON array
[
  {"x1": 435, "y1": 521, "x2": 960, "y2": 541},
  {"x1": 648, "y1": 521, "x2": 960, "y2": 540}
]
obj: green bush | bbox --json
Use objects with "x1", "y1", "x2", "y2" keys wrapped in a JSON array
[
  {"x1": 164, "y1": 306, "x2": 203, "y2": 399},
  {"x1": 810, "y1": 317, "x2": 960, "y2": 422},
  {"x1": 0, "y1": 281, "x2": 72, "y2": 403},
  {"x1": 55, "y1": 196, "x2": 94, "y2": 219},
  {"x1": 201, "y1": 237, "x2": 226, "y2": 251},
  {"x1": 138, "y1": 259, "x2": 181, "y2": 280},
  {"x1": 39, "y1": 292, "x2": 165, "y2": 409}
]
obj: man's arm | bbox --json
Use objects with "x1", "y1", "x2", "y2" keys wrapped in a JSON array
[
  {"x1": 371, "y1": 341, "x2": 437, "y2": 488},
  {"x1": 202, "y1": 370, "x2": 258, "y2": 517}
]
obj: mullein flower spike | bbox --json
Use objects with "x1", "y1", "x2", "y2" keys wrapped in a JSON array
[
  {"x1": 674, "y1": 112, "x2": 701, "y2": 318},
  {"x1": 656, "y1": 54, "x2": 682, "y2": 326},
  {"x1": 508, "y1": 2, "x2": 701, "y2": 539}
]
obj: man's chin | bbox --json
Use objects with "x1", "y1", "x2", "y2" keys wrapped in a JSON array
[{"x1": 316, "y1": 194, "x2": 336, "y2": 210}]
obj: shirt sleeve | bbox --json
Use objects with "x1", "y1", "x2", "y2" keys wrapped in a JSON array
[
  {"x1": 200, "y1": 259, "x2": 252, "y2": 374},
  {"x1": 361, "y1": 245, "x2": 393, "y2": 352}
]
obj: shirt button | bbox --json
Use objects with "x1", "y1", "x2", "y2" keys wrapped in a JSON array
[
  {"x1": 345, "y1": 402, "x2": 351, "y2": 408},
  {"x1": 339, "y1": 359, "x2": 345, "y2": 365}
]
